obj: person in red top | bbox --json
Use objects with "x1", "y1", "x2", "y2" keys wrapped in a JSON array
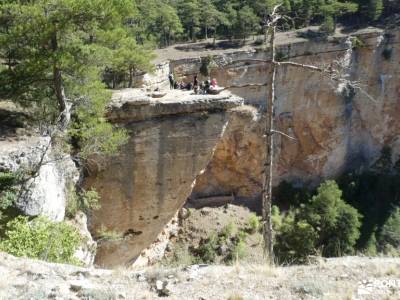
[{"x1": 211, "y1": 78, "x2": 217, "y2": 88}]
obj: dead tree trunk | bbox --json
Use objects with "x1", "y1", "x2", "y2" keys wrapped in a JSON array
[
  {"x1": 219, "y1": 5, "x2": 372, "y2": 264},
  {"x1": 262, "y1": 25, "x2": 276, "y2": 263}
]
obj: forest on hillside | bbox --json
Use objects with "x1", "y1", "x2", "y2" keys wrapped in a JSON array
[{"x1": 136, "y1": 0, "x2": 399, "y2": 47}]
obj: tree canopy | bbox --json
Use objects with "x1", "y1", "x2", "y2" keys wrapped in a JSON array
[{"x1": 0, "y1": 0, "x2": 154, "y2": 158}]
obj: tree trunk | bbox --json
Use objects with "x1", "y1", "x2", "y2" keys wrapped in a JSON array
[
  {"x1": 128, "y1": 67, "x2": 134, "y2": 88},
  {"x1": 262, "y1": 25, "x2": 276, "y2": 264},
  {"x1": 205, "y1": 24, "x2": 208, "y2": 39},
  {"x1": 264, "y1": 26, "x2": 267, "y2": 43},
  {"x1": 51, "y1": 30, "x2": 70, "y2": 130}
]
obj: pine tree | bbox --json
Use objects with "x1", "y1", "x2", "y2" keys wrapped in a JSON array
[
  {"x1": 0, "y1": 0, "x2": 152, "y2": 158},
  {"x1": 175, "y1": 0, "x2": 201, "y2": 41},
  {"x1": 368, "y1": 0, "x2": 383, "y2": 21},
  {"x1": 198, "y1": 0, "x2": 222, "y2": 39}
]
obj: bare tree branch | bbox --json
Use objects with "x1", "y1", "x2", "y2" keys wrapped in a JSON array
[
  {"x1": 222, "y1": 82, "x2": 268, "y2": 90},
  {"x1": 271, "y1": 129, "x2": 297, "y2": 141}
]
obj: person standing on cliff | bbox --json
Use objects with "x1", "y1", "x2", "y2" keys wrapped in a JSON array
[
  {"x1": 168, "y1": 73, "x2": 174, "y2": 90},
  {"x1": 193, "y1": 75, "x2": 199, "y2": 94}
]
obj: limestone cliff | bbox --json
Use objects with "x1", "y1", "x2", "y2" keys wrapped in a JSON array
[
  {"x1": 85, "y1": 27, "x2": 399, "y2": 267},
  {"x1": 172, "y1": 28, "x2": 400, "y2": 200},
  {"x1": 85, "y1": 89, "x2": 243, "y2": 267}
]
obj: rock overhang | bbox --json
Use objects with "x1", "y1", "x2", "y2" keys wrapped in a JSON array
[{"x1": 107, "y1": 88, "x2": 244, "y2": 123}]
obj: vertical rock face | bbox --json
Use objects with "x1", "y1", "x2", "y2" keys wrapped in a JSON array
[
  {"x1": 0, "y1": 136, "x2": 78, "y2": 221},
  {"x1": 182, "y1": 28, "x2": 400, "y2": 199},
  {"x1": 85, "y1": 89, "x2": 243, "y2": 267},
  {"x1": 192, "y1": 106, "x2": 264, "y2": 199}
]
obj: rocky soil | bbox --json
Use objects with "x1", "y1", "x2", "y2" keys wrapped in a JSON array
[
  {"x1": 1, "y1": 252, "x2": 400, "y2": 300},
  {"x1": 162, "y1": 203, "x2": 264, "y2": 266}
]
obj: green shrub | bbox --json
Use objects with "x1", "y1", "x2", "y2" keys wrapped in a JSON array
[
  {"x1": 199, "y1": 55, "x2": 215, "y2": 77},
  {"x1": 382, "y1": 48, "x2": 392, "y2": 60},
  {"x1": 275, "y1": 211, "x2": 318, "y2": 263},
  {"x1": 363, "y1": 231, "x2": 378, "y2": 256},
  {"x1": 66, "y1": 188, "x2": 101, "y2": 218},
  {"x1": 161, "y1": 243, "x2": 195, "y2": 267},
  {"x1": 0, "y1": 171, "x2": 21, "y2": 210},
  {"x1": 194, "y1": 226, "x2": 249, "y2": 264},
  {"x1": 96, "y1": 225, "x2": 123, "y2": 241},
  {"x1": 195, "y1": 232, "x2": 219, "y2": 263},
  {"x1": 350, "y1": 37, "x2": 365, "y2": 49},
  {"x1": 338, "y1": 149, "x2": 400, "y2": 250},
  {"x1": 0, "y1": 216, "x2": 80, "y2": 264},
  {"x1": 247, "y1": 214, "x2": 260, "y2": 234},
  {"x1": 220, "y1": 223, "x2": 235, "y2": 240},
  {"x1": 275, "y1": 181, "x2": 362, "y2": 263},
  {"x1": 229, "y1": 239, "x2": 246, "y2": 262},
  {"x1": 303, "y1": 181, "x2": 362, "y2": 257},
  {"x1": 378, "y1": 206, "x2": 400, "y2": 252},
  {"x1": 271, "y1": 205, "x2": 283, "y2": 230},
  {"x1": 0, "y1": 171, "x2": 18, "y2": 190},
  {"x1": 320, "y1": 15, "x2": 335, "y2": 34}
]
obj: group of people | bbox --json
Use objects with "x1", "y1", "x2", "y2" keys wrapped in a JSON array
[{"x1": 168, "y1": 73, "x2": 219, "y2": 94}]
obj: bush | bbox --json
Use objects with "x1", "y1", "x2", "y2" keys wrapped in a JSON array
[
  {"x1": 363, "y1": 231, "x2": 377, "y2": 256},
  {"x1": 0, "y1": 171, "x2": 21, "y2": 209},
  {"x1": 275, "y1": 211, "x2": 318, "y2": 263},
  {"x1": 303, "y1": 181, "x2": 362, "y2": 257},
  {"x1": 247, "y1": 214, "x2": 260, "y2": 233},
  {"x1": 275, "y1": 181, "x2": 362, "y2": 262},
  {"x1": 220, "y1": 223, "x2": 235, "y2": 240},
  {"x1": 193, "y1": 225, "x2": 248, "y2": 264},
  {"x1": 338, "y1": 148, "x2": 400, "y2": 250},
  {"x1": 96, "y1": 224, "x2": 123, "y2": 241},
  {"x1": 0, "y1": 171, "x2": 18, "y2": 190},
  {"x1": 195, "y1": 232, "x2": 219, "y2": 263},
  {"x1": 320, "y1": 15, "x2": 335, "y2": 34},
  {"x1": 350, "y1": 37, "x2": 365, "y2": 49},
  {"x1": 0, "y1": 216, "x2": 80, "y2": 264},
  {"x1": 199, "y1": 55, "x2": 215, "y2": 77},
  {"x1": 229, "y1": 239, "x2": 246, "y2": 262},
  {"x1": 378, "y1": 206, "x2": 400, "y2": 251},
  {"x1": 66, "y1": 188, "x2": 101, "y2": 218}
]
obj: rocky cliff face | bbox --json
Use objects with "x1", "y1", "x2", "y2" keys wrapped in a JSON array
[
  {"x1": 84, "y1": 89, "x2": 243, "y2": 267},
  {"x1": 175, "y1": 28, "x2": 400, "y2": 200},
  {"x1": 84, "y1": 27, "x2": 399, "y2": 267},
  {"x1": 0, "y1": 136, "x2": 77, "y2": 221}
]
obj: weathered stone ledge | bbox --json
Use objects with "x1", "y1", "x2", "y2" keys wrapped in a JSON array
[{"x1": 108, "y1": 89, "x2": 244, "y2": 123}]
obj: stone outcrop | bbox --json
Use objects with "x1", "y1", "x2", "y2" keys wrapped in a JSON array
[
  {"x1": 67, "y1": 212, "x2": 97, "y2": 267},
  {"x1": 85, "y1": 89, "x2": 243, "y2": 267},
  {"x1": 0, "y1": 136, "x2": 78, "y2": 221},
  {"x1": 172, "y1": 28, "x2": 400, "y2": 199},
  {"x1": 192, "y1": 106, "x2": 264, "y2": 199}
]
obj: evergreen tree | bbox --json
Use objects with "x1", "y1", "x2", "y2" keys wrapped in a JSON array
[
  {"x1": 156, "y1": 2, "x2": 183, "y2": 47},
  {"x1": 0, "y1": 0, "x2": 151, "y2": 158},
  {"x1": 368, "y1": 0, "x2": 384, "y2": 21},
  {"x1": 175, "y1": 0, "x2": 201, "y2": 41},
  {"x1": 198, "y1": 0, "x2": 222, "y2": 39},
  {"x1": 236, "y1": 5, "x2": 260, "y2": 40}
]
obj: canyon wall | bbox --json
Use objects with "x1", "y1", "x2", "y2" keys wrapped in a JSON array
[
  {"x1": 176, "y1": 28, "x2": 400, "y2": 200},
  {"x1": 85, "y1": 27, "x2": 399, "y2": 266},
  {"x1": 85, "y1": 89, "x2": 243, "y2": 267}
]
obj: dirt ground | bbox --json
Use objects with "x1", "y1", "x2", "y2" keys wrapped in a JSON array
[
  {"x1": 1, "y1": 251, "x2": 400, "y2": 299},
  {"x1": 153, "y1": 26, "x2": 382, "y2": 64}
]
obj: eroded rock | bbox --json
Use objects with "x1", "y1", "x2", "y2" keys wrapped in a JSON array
[{"x1": 85, "y1": 89, "x2": 243, "y2": 267}]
